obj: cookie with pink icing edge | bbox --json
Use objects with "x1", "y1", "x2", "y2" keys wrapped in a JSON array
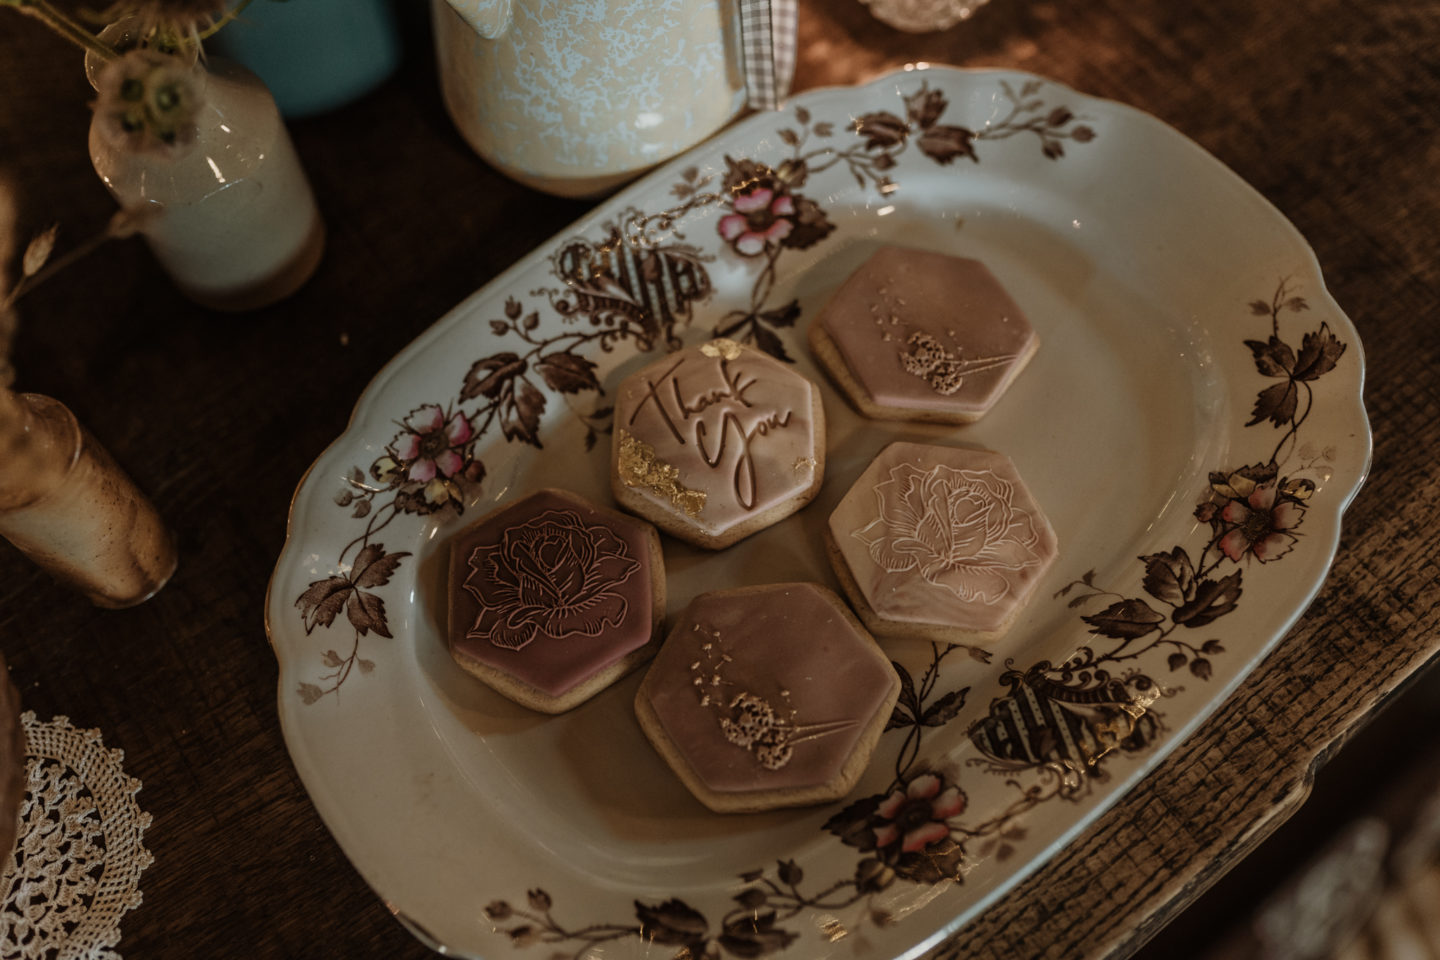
[
  {"x1": 826, "y1": 442, "x2": 1058, "y2": 645},
  {"x1": 446, "y1": 488, "x2": 665, "y2": 714},
  {"x1": 809, "y1": 246, "x2": 1038, "y2": 424},
  {"x1": 635, "y1": 582, "x2": 899, "y2": 813},
  {"x1": 610, "y1": 338, "x2": 825, "y2": 549}
]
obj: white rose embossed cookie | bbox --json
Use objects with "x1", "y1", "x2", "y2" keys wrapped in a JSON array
[
  {"x1": 447, "y1": 488, "x2": 665, "y2": 714},
  {"x1": 611, "y1": 338, "x2": 824, "y2": 549},
  {"x1": 809, "y1": 245, "x2": 1038, "y2": 423},
  {"x1": 635, "y1": 583, "x2": 900, "y2": 813},
  {"x1": 827, "y1": 442, "x2": 1058, "y2": 644}
]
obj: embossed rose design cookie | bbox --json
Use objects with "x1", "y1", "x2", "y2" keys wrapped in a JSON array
[
  {"x1": 827, "y1": 442, "x2": 1058, "y2": 644},
  {"x1": 447, "y1": 488, "x2": 665, "y2": 713},
  {"x1": 611, "y1": 338, "x2": 825, "y2": 548}
]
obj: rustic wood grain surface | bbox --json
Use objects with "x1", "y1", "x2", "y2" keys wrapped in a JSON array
[{"x1": 0, "y1": 1, "x2": 1435, "y2": 957}]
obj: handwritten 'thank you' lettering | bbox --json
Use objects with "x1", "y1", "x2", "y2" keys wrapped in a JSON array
[{"x1": 627, "y1": 351, "x2": 796, "y2": 511}]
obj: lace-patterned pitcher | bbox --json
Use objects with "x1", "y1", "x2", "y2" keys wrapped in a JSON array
[{"x1": 432, "y1": 0, "x2": 794, "y2": 197}]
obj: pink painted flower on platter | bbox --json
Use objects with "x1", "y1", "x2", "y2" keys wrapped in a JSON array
[
  {"x1": 717, "y1": 185, "x2": 796, "y2": 256},
  {"x1": 373, "y1": 404, "x2": 474, "y2": 505},
  {"x1": 1216, "y1": 479, "x2": 1304, "y2": 562},
  {"x1": 874, "y1": 773, "x2": 967, "y2": 853},
  {"x1": 853, "y1": 463, "x2": 1043, "y2": 604},
  {"x1": 463, "y1": 509, "x2": 640, "y2": 651}
]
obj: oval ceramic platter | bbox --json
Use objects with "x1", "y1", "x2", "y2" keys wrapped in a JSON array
[{"x1": 266, "y1": 66, "x2": 1370, "y2": 960}]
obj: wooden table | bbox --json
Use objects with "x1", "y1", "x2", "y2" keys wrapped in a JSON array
[{"x1": 1, "y1": 1, "x2": 1436, "y2": 957}]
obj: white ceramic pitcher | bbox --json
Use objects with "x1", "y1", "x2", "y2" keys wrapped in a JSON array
[{"x1": 432, "y1": 0, "x2": 751, "y2": 197}]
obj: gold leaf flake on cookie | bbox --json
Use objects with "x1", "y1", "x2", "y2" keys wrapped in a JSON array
[
  {"x1": 699, "y1": 337, "x2": 744, "y2": 361},
  {"x1": 616, "y1": 429, "x2": 706, "y2": 517}
]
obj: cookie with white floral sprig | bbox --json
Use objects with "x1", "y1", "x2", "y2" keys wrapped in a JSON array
[
  {"x1": 611, "y1": 338, "x2": 825, "y2": 549},
  {"x1": 635, "y1": 582, "x2": 900, "y2": 813},
  {"x1": 809, "y1": 245, "x2": 1038, "y2": 424},
  {"x1": 827, "y1": 442, "x2": 1058, "y2": 644},
  {"x1": 447, "y1": 488, "x2": 665, "y2": 714}
]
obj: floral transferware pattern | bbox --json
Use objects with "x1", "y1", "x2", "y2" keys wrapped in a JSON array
[{"x1": 272, "y1": 68, "x2": 1366, "y2": 960}]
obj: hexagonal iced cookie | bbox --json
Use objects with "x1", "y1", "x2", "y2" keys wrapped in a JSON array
[
  {"x1": 447, "y1": 488, "x2": 664, "y2": 714},
  {"x1": 611, "y1": 338, "x2": 824, "y2": 549},
  {"x1": 827, "y1": 442, "x2": 1058, "y2": 643},
  {"x1": 635, "y1": 583, "x2": 900, "y2": 813},
  {"x1": 809, "y1": 246, "x2": 1037, "y2": 423}
]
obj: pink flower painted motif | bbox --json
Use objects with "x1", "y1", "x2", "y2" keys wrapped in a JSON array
[
  {"x1": 463, "y1": 509, "x2": 640, "y2": 651},
  {"x1": 873, "y1": 773, "x2": 967, "y2": 853},
  {"x1": 853, "y1": 462, "x2": 1043, "y2": 604},
  {"x1": 374, "y1": 404, "x2": 473, "y2": 506},
  {"x1": 717, "y1": 185, "x2": 796, "y2": 256},
  {"x1": 1216, "y1": 479, "x2": 1304, "y2": 562}
]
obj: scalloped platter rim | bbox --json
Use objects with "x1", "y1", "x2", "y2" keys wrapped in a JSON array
[{"x1": 266, "y1": 66, "x2": 1370, "y2": 960}]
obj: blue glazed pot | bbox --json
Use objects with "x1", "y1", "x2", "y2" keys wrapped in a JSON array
[{"x1": 210, "y1": 0, "x2": 402, "y2": 118}]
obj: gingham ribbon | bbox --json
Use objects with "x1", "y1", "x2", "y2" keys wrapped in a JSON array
[{"x1": 739, "y1": 0, "x2": 798, "y2": 111}]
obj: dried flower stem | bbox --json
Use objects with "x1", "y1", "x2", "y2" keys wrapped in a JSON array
[
  {"x1": 195, "y1": 0, "x2": 252, "y2": 40},
  {"x1": 1, "y1": 208, "x2": 151, "y2": 314},
  {"x1": 1, "y1": 0, "x2": 119, "y2": 59}
]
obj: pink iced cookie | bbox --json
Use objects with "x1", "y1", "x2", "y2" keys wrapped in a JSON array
[
  {"x1": 827, "y1": 442, "x2": 1058, "y2": 644},
  {"x1": 447, "y1": 488, "x2": 664, "y2": 714},
  {"x1": 635, "y1": 583, "x2": 899, "y2": 813},
  {"x1": 809, "y1": 246, "x2": 1037, "y2": 423},
  {"x1": 611, "y1": 338, "x2": 824, "y2": 549}
]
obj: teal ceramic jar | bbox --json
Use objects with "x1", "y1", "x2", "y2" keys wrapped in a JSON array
[{"x1": 210, "y1": 0, "x2": 402, "y2": 118}]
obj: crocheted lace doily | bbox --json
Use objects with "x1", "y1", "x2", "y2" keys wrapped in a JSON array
[{"x1": 1, "y1": 713, "x2": 153, "y2": 960}]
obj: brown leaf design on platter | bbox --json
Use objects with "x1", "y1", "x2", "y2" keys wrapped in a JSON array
[
  {"x1": 1172, "y1": 572, "x2": 1243, "y2": 628},
  {"x1": 750, "y1": 325, "x2": 793, "y2": 363},
  {"x1": 1292, "y1": 323, "x2": 1346, "y2": 381},
  {"x1": 536, "y1": 352, "x2": 600, "y2": 394},
  {"x1": 1245, "y1": 336, "x2": 1295, "y2": 377},
  {"x1": 352, "y1": 543, "x2": 410, "y2": 588},
  {"x1": 917, "y1": 125, "x2": 978, "y2": 165},
  {"x1": 734, "y1": 887, "x2": 768, "y2": 910},
  {"x1": 720, "y1": 910, "x2": 798, "y2": 958},
  {"x1": 1248, "y1": 380, "x2": 1300, "y2": 427},
  {"x1": 346, "y1": 590, "x2": 393, "y2": 638},
  {"x1": 462, "y1": 352, "x2": 526, "y2": 401},
  {"x1": 853, "y1": 111, "x2": 908, "y2": 149},
  {"x1": 759, "y1": 300, "x2": 800, "y2": 328},
  {"x1": 502, "y1": 379, "x2": 546, "y2": 447},
  {"x1": 721, "y1": 155, "x2": 771, "y2": 194},
  {"x1": 921, "y1": 687, "x2": 969, "y2": 727},
  {"x1": 635, "y1": 899, "x2": 708, "y2": 948},
  {"x1": 780, "y1": 195, "x2": 835, "y2": 251},
  {"x1": 903, "y1": 86, "x2": 947, "y2": 129},
  {"x1": 296, "y1": 576, "x2": 352, "y2": 633},
  {"x1": 1140, "y1": 547, "x2": 1196, "y2": 606},
  {"x1": 1082, "y1": 598, "x2": 1165, "y2": 639},
  {"x1": 775, "y1": 157, "x2": 808, "y2": 189}
]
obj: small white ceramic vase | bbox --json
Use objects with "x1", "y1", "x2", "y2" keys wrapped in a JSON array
[{"x1": 87, "y1": 36, "x2": 325, "y2": 311}]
